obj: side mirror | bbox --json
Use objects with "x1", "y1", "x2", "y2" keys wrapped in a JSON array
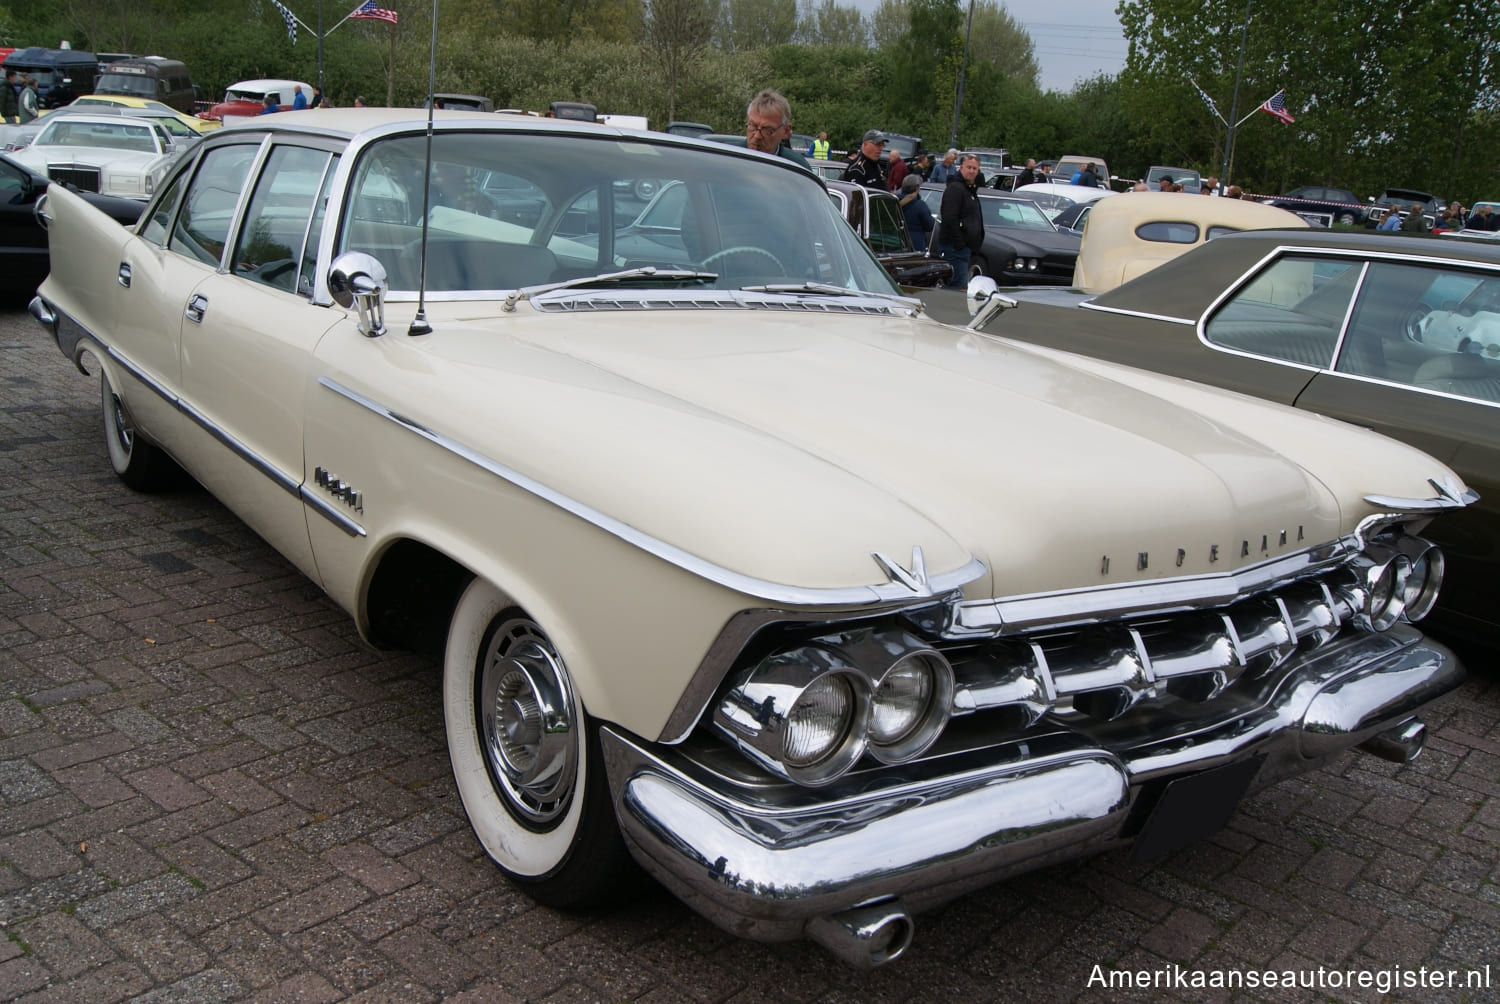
[
  {"x1": 328, "y1": 251, "x2": 389, "y2": 338},
  {"x1": 966, "y1": 275, "x2": 1017, "y2": 331}
]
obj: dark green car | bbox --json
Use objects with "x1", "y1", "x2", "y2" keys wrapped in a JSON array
[{"x1": 981, "y1": 228, "x2": 1500, "y2": 644}]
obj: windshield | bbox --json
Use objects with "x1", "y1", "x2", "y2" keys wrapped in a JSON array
[
  {"x1": 37, "y1": 118, "x2": 161, "y2": 153},
  {"x1": 98, "y1": 73, "x2": 156, "y2": 98},
  {"x1": 979, "y1": 197, "x2": 1057, "y2": 232},
  {"x1": 337, "y1": 131, "x2": 897, "y2": 298}
]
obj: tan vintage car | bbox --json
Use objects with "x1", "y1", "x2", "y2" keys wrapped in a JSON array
[
  {"x1": 1074, "y1": 191, "x2": 1307, "y2": 292},
  {"x1": 30, "y1": 108, "x2": 1474, "y2": 967}
]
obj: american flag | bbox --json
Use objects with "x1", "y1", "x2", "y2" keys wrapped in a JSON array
[
  {"x1": 1258, "y1": 90, "x2": 1296, "y2": 124},
  {"x1": 350, "y1": 0, "x2": 398, "y2": 23},
  {"x1": 270, "y1": 0, "x2": 298, "y2": 42}
]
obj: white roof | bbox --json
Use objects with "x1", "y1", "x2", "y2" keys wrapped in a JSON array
[
  {"x1": 224, "y1": 79, "x2": 313, "y2": 99},
  {"x1": 1014, "y1": 182, "x2": 1116, "y2": 204}
]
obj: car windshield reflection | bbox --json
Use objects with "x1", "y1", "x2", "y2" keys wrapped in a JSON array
[{"x1": 338, "y1": 132, "x2": 896, "y2": 297}]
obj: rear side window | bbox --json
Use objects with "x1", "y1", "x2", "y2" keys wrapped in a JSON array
[
  {"x1": 168, "y1": 145, "x2": 260, "y2": 267},
  {"x1": 1135, "y1": 221, "x2": 1199, "y2": 244},
  {"x1": 867, "y1": 195, "x2": 907, "y2": 253}
]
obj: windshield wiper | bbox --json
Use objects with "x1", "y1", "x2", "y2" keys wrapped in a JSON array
[
  {"x1": 741, "y1": 281, "x2": 925, "y2": 309},
  {"x1": 503, "y1": 267, "x2": 718, "y2": 312}
]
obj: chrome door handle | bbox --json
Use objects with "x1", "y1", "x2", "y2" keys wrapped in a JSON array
[
  {"x1": 184, "y1": 293, "x2": 208, "y2": 323},
  {"x1": 117, "y1": 262, "x2": 131, "y2": 288}
]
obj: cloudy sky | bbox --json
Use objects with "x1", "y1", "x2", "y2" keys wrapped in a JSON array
[{"x1": 844, "y1": 0, "x2": 1130, "y2": 92}]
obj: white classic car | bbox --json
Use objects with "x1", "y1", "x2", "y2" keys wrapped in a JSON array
[
  {"x1": 31, "y1": 108, "x2": 1473, "y2": 967},
  {"x1": 9, "y1": 112, "x2": 178, "y2": 199}
]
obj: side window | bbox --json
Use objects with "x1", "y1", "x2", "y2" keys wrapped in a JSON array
[
  {"x1": 299, "y1": 158, "x2": 338, "y2": 296},
  {"x1": 867, "y1": 195, "x2": 907, "y2": 253},
  {"x1": 1135, "y1": 221, "x2": 1199, "y2": 244},
  {"x1": 168, "y1": 144, "x2": 260, "y2": 267},
  {"x1": 1204, "y1": 256, "x2": 1357, "y2": 367},
  {"x1": 1338, "y1": 263, "x2": 1500, "y2": 399},
  {"x1": 231, "y1": 145, "x2": 334, "y2": 294},
  {"x1": 0, "y1": 162, "x2": 27, "y2": 201},
  {"x1": 141, "y1": 168, "x2": 189, "y2": 246}
]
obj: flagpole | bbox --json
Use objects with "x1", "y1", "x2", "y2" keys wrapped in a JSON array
[
  {"x1": 1219, "y1": 0, "x2": 1250, "y2": 189},
  {"x1": 317, "y1": 1, "x2": 324, "y2": 93}
]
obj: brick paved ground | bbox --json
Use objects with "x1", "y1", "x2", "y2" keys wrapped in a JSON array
[{"x1": 1, "y1": 303, "x2": 1497, "y2": 1003}]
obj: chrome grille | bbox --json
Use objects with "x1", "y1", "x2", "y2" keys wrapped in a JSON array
[
  {"x1": 48, "y1": 166, "x2": 100, "y2": 193},
  {"x1": 949, "y1": 568, "x2": 1356, "y2": 723}
]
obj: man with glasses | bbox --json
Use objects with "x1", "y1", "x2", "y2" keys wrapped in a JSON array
[{"x1": 735, "y1": 89, "x2": 812, "y2": 172}]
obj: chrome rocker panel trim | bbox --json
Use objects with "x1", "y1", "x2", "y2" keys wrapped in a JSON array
[
  {"x1": 38, "y1": 302, "x2": 365, "y2": 538},
  {"x1": 603, "y1": 626, "x2": 1459, "y2": 943}
]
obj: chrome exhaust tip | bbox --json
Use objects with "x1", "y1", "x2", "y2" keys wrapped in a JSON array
[
  {"x1": 805, "y1": 898, "x2": 914, "y2": 968},
  {"x1": 1359, "y1": 718, "x2": 1426, "y2": 764}
]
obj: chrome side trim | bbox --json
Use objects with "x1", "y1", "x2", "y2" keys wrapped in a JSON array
[
  {"x1": 1078, "y1": 303, "x2": 1196, "y2": 325},
  {"x1": 43, "y1": 309, "x2": 363, "y2": 538},
  {"x1": 317, "y1": 376, "x2": 987, "y2": 607}
]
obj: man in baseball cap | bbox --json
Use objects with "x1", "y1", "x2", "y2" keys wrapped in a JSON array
[{"x1": 841, "y1": 129, "x2": 888, "y2": 188}]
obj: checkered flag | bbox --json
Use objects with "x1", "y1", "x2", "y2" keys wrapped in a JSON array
[{"x1": 270, "y1": 0, "x2": 298, "y2": 42}]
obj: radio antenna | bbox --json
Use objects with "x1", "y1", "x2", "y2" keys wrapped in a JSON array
[{"x1": 408, "y1": 0, "x2": 439, "y2": 336}]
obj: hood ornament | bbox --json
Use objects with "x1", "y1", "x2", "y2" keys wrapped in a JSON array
[{"x1": 873, "y1": 546, "x2": 932, "y2": 596}]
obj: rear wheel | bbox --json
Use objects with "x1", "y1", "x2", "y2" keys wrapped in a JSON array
[
  {"x1": 442, "y1": 578, "x2": 641, "y2": 908},
  {"x1": 101, "y1": 370, "x2": 175, "y2": 491},
  {"x1": 1336, "y1": 211, "x2": 1358, "y2": 226}
]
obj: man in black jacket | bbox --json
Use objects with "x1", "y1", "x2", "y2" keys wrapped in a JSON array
[
  {"x1": 1, "y1": 69, "x2": 18, "y2": 124},
  {"x1": 841, "y1": 130, "x2": 888, "y2": 188},
  {"x1": 936, "y1": 153, "x2": 984, "y2": 286}
]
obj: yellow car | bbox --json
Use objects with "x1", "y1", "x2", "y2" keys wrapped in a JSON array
[{"x1": 68, "y1": 94, "x2": 220, "y2": 134}]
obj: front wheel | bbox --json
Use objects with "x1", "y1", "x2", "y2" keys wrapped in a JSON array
[
  {"x1": 968, "y1": 254, "x2": 989, "y2": 280},
  {"x1": 442, "y1": 578, "x2": 641, "y2": 908},
  {"x1": 101, "y1": 370, "x2": 176, "y2": 491}
]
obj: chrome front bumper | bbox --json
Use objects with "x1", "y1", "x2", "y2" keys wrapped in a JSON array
[{"x1": 601, "y1": 626, "x2": 1460, "y2": 962}]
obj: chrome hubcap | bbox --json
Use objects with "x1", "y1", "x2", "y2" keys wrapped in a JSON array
[
  {"x1": 477, "y1": 618, "x2": 578, "y2": 826},
  {"x1": 109, "y1": 392, "x2": 135, "y2": 454}
]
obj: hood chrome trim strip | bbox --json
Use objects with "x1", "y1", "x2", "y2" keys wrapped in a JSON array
[{"x1": 318, "y1": 376, "x2": 986, "y2": 607}]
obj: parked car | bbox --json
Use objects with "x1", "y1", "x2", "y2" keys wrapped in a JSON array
[
  {"x1": 1053, "y1": 154, "x2": 1110, "y2": 189},
  {"x1": 1370, "y1": 188, "x2": 1444, "y2": 229},
  {"x1": 30, "y1": 107, "x2": 1470, "y2": 967},
  {"x1": 882, "y1": 131, "x2": 922, "y2": 165},
  {"x1": 427, "y1": 92, "x2": 494, "y2": 112},
  {"x1": 198, "y1": 78, "x2": 313, "y2": 122},
  {"x1": 9, "y1": 112, "x2": 179, "y2": 199},
  {"x1": 69, "y1": 94, "x2": 221, "y2": 134},
  {"x1": 1, "y1": 46, "x2": 98, "y2": 107},
  {"x1": 919, "y1": 183, "x2": 1081, "y2": 283},
  {"x1": 1260, "y1": 185, "x2": 1370, "y2": 227},
  {"x1": 973, "y1": 227, "x2": 1500, "y2": 644},
  {"x1": 0, "y1": 152, "x2": 143, "y2": 295},
  {"x1": 1009, "y1": 180, "x2": 1114, "y2": 222},
  {"x1": 665, "y1": 121, "x2": 713, "y2": 138},
  {"x1": 92, "y1": 56, "x2": 196, "y2": 114},
  {"x1": 1050, "y1": 200, "x2": 1094, "y2": 237},
  {"x1": 826, "y1": 179, "x2": 952, "y2": 288},
  {"x1": 1144, "y1": 165, "x2": 1202, "y2": 193},
  {"x1": 1073, "y1": 191, "x2": 1306, "y2": 293}
]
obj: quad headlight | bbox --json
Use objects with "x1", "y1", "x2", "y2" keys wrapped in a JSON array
[
  {"x1": 713, "y1": 629, "x2": 954, "y2": 786},
  {"x1": 1335, "y1": 534, "x2": 1445, "y2": 631}
]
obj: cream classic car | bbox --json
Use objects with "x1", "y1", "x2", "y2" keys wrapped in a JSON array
[{"x1": 30, "y1": 108, "x2": 1473, "y2": 967}]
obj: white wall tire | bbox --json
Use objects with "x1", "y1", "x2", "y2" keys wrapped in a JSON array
[
  {"x1": 101, "y1": 370, "x2": 174, "y2": 491},
  {"x1": 443, "y1": 578, "x2": 641, "y2": 907}
]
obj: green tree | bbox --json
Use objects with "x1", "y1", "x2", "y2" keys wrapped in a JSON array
[
  {"x1": 643, "y1": 0, "x2": 715, "y2": 121},
  {"x1": 796, "y1": 0, "x2": 866, "y2": 47},
  {"x1": 715, "y1": 0, "x2": 798, "y2": 51}
]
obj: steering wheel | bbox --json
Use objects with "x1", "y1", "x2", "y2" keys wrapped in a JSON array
[
  {"x1": 1403, "y1": 303, "x2": 1430, "y2": 342},
  {"x1": 701, "y1": 245, "x2": 785, "y2": 274}
]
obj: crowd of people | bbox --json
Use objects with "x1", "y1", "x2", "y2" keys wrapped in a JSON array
[{"x1": 1, "y1": 68, "x2": 41, "y2": 124}]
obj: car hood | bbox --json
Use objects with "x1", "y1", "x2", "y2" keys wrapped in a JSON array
[
  {"x1": 329, "y1": 303, "x2": 1458, "y2": 602},
  {"x1": 989, "y1": 228, "x2": 1079, "y2": 257},
  {"x1": 13, "y1": 145, "x2": 163, "y2": 169}
]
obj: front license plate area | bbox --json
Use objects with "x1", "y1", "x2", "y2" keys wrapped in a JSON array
[{"x1": 1129, "y1": 755, "x2": 1263, "y2": 862}]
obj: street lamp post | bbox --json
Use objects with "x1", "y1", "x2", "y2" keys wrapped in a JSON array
[
  {"x1": 949, "y1": 0, "x2": 976, "y2": 151},
  {"x1": 1219, "y1": 0, "x2": 1251, "y2": 188}
]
